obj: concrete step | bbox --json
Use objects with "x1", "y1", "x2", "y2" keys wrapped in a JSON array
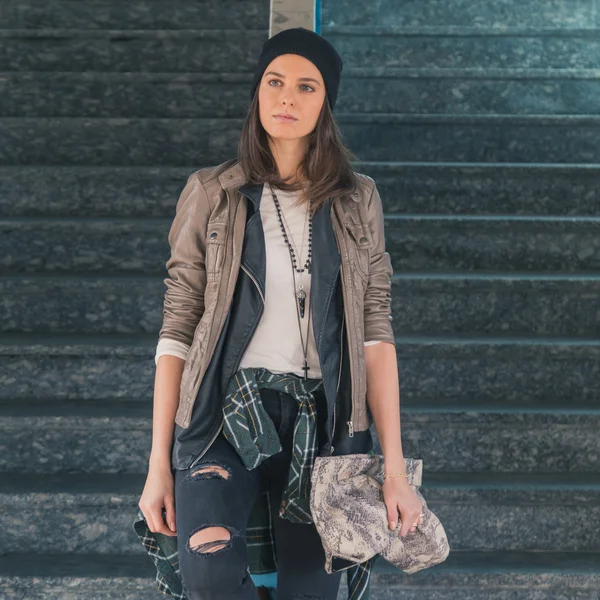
[
  {"x1": 1, "y1": 333, "x2": 598, "y2": 405},
  {"x1": 340, "y1": 114, "x2": 600, "y2": 164},
  {"x1": 2, "y1": 26, "x2": 600, "y2": 71},
  {"x1": 393, "y1": 336, "x2": 600, "y2": 407},
  {"x1": 323, "y1": 0, "x2": 600, "y2": 29},
  {"x1": 385, "y1": 215, "x2": 600, "y2": 272},
  {"x1": 1, "y1": 550, "x2": 599, "y2": 599},
  {"x1": 0, "y1": 333, "x2": 155, "y2": 402},
  {"x1": 4, "y1": 69, "x2": 600, "y2": 118},
  {"x1": 0, "y1": 473, "x2": 147, "y2": 555},
  {"x1": 0, "y1": 166, "x2": 190, "y2": 218},
  {"x1": 323, "y1": 25, "x2": 600, "y2": 70},
  {"x1": 0, "y1": 408, "x2": 152, "y2": 473},
  {"x1": 2, "y1": 214, "x2": 600, "y2": 274},
  {"x1": 2, "y1": 164, "x2": 599, "y2": 218},
  {"x1": 1, "y1": 275, "x2": 164, "y2": 335},
  {"x1": 1, "y1": 472, "x2": 600, "y2": 555},
  {"x1": 323, "y1": 70, "x2": 600, "y2": 116},
  {"x1": 377, "y1": 409, "x2": 600, "y2": 472},
  {"x1": 3, "y1": 114, "x2": 600, "y2": 165},
  {"x1": 0, "y1": 0, "x2": 267, "y2": 31},
  {"x1": 0, "y1": 29, "x2": 267, "y2": 73},
  {"x1": 360, "y1": 554, "x2": 600, "y2": 599},
  {"x1": 2, "y1": 401, "x2": 599, "y2": 473},
  {"x1": 0, "y1": 218, "x2": 171, "y2": 274},
  {"x1": 362, "y1": 163, "x2": 600, "y2": 217},
  {"x1": 0, "y1": 553, "x2": 164, "y2": 600},
  {"x1": 394, "y1": 273, "x2": 600, "y2": 337},
  {"x1": 3, "y1": 273, "x2": 600, "y2": 337},
  {"x1": 2, "y1": 0, "x2": 597, "y2": 32}
]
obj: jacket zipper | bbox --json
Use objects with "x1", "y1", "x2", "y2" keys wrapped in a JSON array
[
  {"x1": 337, "y1": 217, "x2": 355, "y2": 438},
  {"x1": 189, "y1": 417, "x2": 224, "y2": 469},
  {"x1": 315, "y1": 259, "x2": 342, "y2": 456},
  {"x1": 188, "y1": 261, "x2": 264, "y2": 469},
  {"x1": 330, "y1": 310, "x2": 344, "y2": 454},
  {"x1": 241, "y1": 262, "x2": 265, "y2": 303}
]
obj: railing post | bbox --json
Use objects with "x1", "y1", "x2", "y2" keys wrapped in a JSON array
[{"x1": 270, "y1": 0, "x2": 319, "y2": 36}]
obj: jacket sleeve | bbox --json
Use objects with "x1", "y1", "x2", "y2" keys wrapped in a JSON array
[
  {"x1": 363, "y1": 182, "x2": 396, "y2": 347},
  {"x1": 158, "y1": 172, "x2": 211, "y2": 348}
]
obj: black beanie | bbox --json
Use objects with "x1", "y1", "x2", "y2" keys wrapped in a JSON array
[{"x1": 249, "y1": 27, "x2": 343, "y2": 111}]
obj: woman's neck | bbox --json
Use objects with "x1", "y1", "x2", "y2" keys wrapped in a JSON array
[{"x1": 269, "y1": 138, "x2": 308, "y2": 184}]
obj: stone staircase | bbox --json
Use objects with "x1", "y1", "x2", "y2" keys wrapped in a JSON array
[{"x1": 1, "y1": 0, "x2": 599, "y2": 598}]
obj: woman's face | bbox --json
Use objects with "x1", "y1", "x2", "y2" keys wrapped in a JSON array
[{"x1": 258, "y1": 54, "x2": 326, "y2": 142}]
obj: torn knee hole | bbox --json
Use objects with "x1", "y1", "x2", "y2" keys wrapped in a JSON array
[
  {"x1": 190, "y1": 463, "x2": 231, "y2": 480},
  {"x1": 189, "y1": 526, "x2": 232, "y2": 555}
]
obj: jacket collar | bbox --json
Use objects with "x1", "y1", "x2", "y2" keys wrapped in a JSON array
[{"x1": 219, "y1": 159, "x2": 248, "y2": 190}]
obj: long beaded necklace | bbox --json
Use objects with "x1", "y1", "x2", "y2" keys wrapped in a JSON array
[{"x1": 268, "y1": 182, "x2": 313, "y2": 379}]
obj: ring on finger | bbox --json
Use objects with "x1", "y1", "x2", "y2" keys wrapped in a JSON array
[{"x1": 411, "y1": 512, "x2": 426, "y2": 528}]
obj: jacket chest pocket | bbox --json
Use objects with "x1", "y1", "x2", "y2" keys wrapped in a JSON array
[
  {"x1": 206, "y1": 220, "x2": 228, "y2": 281},
  {"x1": 344, "y1": 217, "x2": 373, "y2": 285}
]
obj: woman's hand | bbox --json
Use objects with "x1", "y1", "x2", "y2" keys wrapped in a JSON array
[
  {"x1": 139, "y1": 464, "x2": 178, "y2": 537},
  {"x1": 382, "y1": 476, "x2": 424, "y2": 537}
]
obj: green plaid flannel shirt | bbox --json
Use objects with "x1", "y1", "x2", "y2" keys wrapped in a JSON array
[{"x1": 133, "y1": 366, "x2": 374, "y2": 599}]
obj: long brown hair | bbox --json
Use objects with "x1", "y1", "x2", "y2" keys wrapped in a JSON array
[{"x1": 237, "y1": 89, "x2": 359, "y2": 215}]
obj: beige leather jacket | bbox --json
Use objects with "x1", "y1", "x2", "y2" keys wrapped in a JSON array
[{"x1": 159, "y1": 159, "x2": 395, "y2": 433}]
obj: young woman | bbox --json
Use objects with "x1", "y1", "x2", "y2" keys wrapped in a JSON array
[{"x1": 137, "y1": 27, "x2": 425, "y2": 600}]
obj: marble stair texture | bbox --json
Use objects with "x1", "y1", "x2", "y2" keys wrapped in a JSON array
[{"x1": 1, "y1": 0, "x2": 600, "y2": 598}]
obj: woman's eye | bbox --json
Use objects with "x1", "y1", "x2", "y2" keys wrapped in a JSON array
[{"x1": 268, "y1": 80, "x2": 314, "y2": 92}]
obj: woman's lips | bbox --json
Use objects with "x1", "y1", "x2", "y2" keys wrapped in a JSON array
[{"x1": 273, "y1": 115, "x2": 297, "y2": 122}]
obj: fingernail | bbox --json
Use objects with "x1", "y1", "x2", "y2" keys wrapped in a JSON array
[
  {"x1": 389, "y1": 522, "x2": 396, "y2": 530},
  {"x1": 170, "y1": 523, "x2": 176, "y2": 531}
]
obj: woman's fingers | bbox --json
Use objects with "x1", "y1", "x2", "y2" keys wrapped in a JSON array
[
  {"x1": 142, "y1": 507, "x2": 156, "y2": 534},
  {"x1": 400, "y1": 508, "x2": 424, "y2": 537},
  {"x1": 139, "y1": 466, "x2": 177, "y2": 536},
  {"x1": 144, "y1": 503, "x2": 176, "y2": 536},
  {"x1": 164, "y1": 494, "x2": 177, "y2": 533},
  {"x1": 386, "y1": 500, "x2": 399, "y2": 530},
  {"x1": 408, "y1": 513, "x2": 424, "y2": 533},
  {"x1": 382, "y1": 479, "x2": 425, "y2": 535}
]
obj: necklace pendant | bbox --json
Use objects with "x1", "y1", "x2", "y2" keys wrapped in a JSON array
[{"x1": 297, "y1": 288, "x2": 306, "y2": 319}]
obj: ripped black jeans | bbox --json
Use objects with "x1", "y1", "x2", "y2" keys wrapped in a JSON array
[{"x1": 174, "y1": 386, "x2": 343, "y2": 600}]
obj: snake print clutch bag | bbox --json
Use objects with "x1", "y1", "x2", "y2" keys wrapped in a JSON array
[{"x1": 310, "y1": 454, "x2": 450, "y2": 574}]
